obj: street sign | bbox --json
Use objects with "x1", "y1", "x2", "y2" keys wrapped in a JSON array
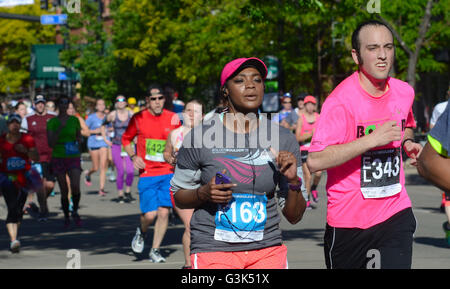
[
  {"x1": 40, "y1": 14, "x2": 67, "y2": 25},
  {"x1": 58, "y1": 71, "x2": 68, "y2": 81}
]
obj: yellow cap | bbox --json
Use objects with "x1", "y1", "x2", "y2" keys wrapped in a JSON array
[{"x1": 128, "y1": 97, "x2": 137, "y2": 105}]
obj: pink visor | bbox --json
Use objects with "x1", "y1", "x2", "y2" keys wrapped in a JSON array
[{"x1": 220, "y1": 57, "x2": 268, "y2": 87}]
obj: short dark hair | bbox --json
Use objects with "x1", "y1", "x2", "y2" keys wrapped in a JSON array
[{"x1": 352, "y1": 20, "x2": 394, "y2": 55}]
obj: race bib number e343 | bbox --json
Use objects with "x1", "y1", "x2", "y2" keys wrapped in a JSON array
[
  {"x1": 214, "y1": 193, "x2": 267, "y2": 243},
  {"x1": 360, "y1": 147, "x2": 402, "y2": 198}
]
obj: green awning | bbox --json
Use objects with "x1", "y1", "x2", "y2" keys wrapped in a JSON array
[{"x1": 30, "y1": 44, "x2": 64, "y2": 80}]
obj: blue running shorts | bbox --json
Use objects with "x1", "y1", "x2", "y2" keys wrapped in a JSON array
[{"x1": 137, "y1": 174, "x2": 173, "y2": 213}]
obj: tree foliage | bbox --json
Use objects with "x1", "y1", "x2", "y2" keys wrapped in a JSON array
[{"x1": 0, "y1": 1, "x2": 55, "y2": 94}]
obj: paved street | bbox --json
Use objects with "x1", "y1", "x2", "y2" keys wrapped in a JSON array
[{"x1": 0, "y1": 157, "x2": 449, "y2": 269}]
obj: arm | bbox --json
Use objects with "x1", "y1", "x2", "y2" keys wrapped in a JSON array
[
  {"x1": 122, "y1": 116, "x2": 145, "y2": 170},
  {"x1": 270, "y1": 147, "x2": 306, "y2": 224},
  {"x1": 417, "y1": 142, "x2": 450, "y2": 191},
  {"x1": 307, "y1": 120, "x2": 402, "y2": 173},
  {"x1": 163, "y1": 131, "x2": 176, "y2": 166},
  {"x1": 402, "y1": 127, "x2": 423, "y2": 166},
  {"x1": 77, "y1": 116, "x2": 90, "y2": 137}
]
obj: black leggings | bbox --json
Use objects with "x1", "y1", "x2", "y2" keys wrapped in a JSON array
[{"x1": 2, "y1": 180, "x2": 28, "y2": 224}]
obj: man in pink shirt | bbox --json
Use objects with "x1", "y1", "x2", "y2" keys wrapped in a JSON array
[{"x1": 307, "y1": 20, "x2": 422, "y2": 269}]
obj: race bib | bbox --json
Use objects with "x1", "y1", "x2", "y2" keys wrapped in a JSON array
[
  {"x1": 214, "y1": 193, "x2": 267, "y2": 243},
  {"x1": 360, "y1": 147, "x2": 402, "y2": 198},
  {"x1": 145, "y1": 139, "x2": 166, "y2": 162},
  {"x1": 65, "y1": 141, "x2": 80, "y2": 156},
  {"x1": 7, "y1": 157, "x2": 26, "y2": 171},
  {"x1": 95, "y1": 135, "x2": 104, "y2": 141}
]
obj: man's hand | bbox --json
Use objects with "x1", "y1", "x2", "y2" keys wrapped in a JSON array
[
  {"x1": 368, "y1": 120, "x2": 402, "y2": 148},
  {"x1": 132, "y1": 155, "x2": 146, "y2": 170},
  {"x1": 403, "y1": 140, "x2": 423, "y2": 166}
]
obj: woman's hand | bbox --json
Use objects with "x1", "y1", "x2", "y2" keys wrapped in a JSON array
[
  {"x1": 197, "y1": 170, "x2": 236, "y2": 204},
  {"x1": 270, "y1": 147, "x2": 298, "y2": 182}
]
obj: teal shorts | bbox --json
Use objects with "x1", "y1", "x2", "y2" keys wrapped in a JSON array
[{"x1": 137, "y1": 174, "x2": 173, "y2": 213}]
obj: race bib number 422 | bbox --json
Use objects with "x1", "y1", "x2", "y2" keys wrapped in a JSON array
[{"x1": 360, "y1": 147, "x2": 402, "y2": 199}]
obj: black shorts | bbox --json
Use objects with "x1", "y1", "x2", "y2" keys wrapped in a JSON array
[
  {"x1": 324, "y1": 207, "x2": 416, "y2": 269},
  {"x1": 33, "y1": 162, "x2": 56, "y2": 182}
]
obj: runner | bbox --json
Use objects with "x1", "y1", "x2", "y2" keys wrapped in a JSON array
[
  {"x1": 122, "y1": 84, "x2": 181, "y2": 263},
  {"x1": 0, "y1": 113, "x2": 40, "y2": 252},
  {"x1": 103, "y1": 95, "x2": 135, "y2": 204},
  {"x1": 307, "y1": 20, "x2": 423, "y2": 269},
  {"x1": 163, "y1": 99, "x2": 203, "y2": 268},
  {"x1": 21, "y1": 95, "x2": 56, "y2": 222},
  {"x1": 281, "y1": 93, "x2": 306, "y2": 131},
  {"x1": 417, "y1": 101, "x2": 450, "y2": 246},
  {"x1": 170, "y1": 57, "x2": 307, "y2": 269},
  {"x1": 47, "y1": 96, "x2": 83, "y2": 229},
  {"x1": 295, "y1": 95, "x2": 322, "y2": 209},
  {"x1": 84, "y1": 99, "x2": 109, "y2": 196}
]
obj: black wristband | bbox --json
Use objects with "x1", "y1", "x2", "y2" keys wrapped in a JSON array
[{"x1": 401, "y1": 138, "x2": 414, "y2": 149}]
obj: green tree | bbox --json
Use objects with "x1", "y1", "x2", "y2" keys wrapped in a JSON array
[
  {"x1": 60, "y1": 0, "x2": 117, "y2": 102},
  {"x1": 0, "y1": 1, "x2": 55, "y2": 94}
]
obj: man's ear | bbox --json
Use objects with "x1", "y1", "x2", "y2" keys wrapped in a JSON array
[{"x1": 351, "y1": 49, "x2": 360, "y2": 65}]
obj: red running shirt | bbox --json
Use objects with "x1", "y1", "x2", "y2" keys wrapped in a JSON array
[
  {"x1": 122, "y1": 109, "x2": 180, "y2": 177},
  {"x1": 0, "y1": 133, "x2": 35, "y2": 186}
]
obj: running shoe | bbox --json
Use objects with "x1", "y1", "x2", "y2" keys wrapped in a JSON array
[
  {"x1": 69, "y1": 198, "x2": 74, "y2": 212},
  {"x1": 84, "y1": 172, "x2": 92, "y2": 186},
  {"x1": 124, "y1": 193, "x2": 135, "y2": 203},
  {"x1": 98, "y1": 190, "x2": 106, "y2": 197},
  {"x1": 311, "y1": 190, "x2": 319, "y2": 203},
  {"x1": 306, "y1": 201, "x2": 312, "y2": 210},
  {"x1": 38, "y1": 211, "x2": 49, "y2": 223},
  {"x1": 10, "y1": 240, "x2": 20, "y2": 253},
  {"x1": 118, "y1": 196, "x2": 125, "y2": 204},
  {"x1": 72, "y1": 212, "x2": 82, "y2": 227},
  {"x1": 131, "y1": 227, "x2": 145, "y2": 254},
  {"x1": 149, "y1": 248, "x2": 166, "y2": 263},
  {"x1": 443, "y1": 222, "x2": 450, "y2": 247}
]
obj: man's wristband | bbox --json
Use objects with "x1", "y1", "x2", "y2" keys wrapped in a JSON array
[
  {"x1": 130, "y1": 154, "x2": 136, "y2": 160},
  {"x1": 401, "y1": 138, "x2": 415, "y2": 149}
]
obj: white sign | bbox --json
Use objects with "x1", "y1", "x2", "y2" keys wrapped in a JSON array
[{"x1": 0, "y1": 0, "x2": 34, "y2": 7}]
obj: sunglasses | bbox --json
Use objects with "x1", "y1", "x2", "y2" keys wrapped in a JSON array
[
  {"x1": 149, "y1": 96, "x2": 164, "y2": 101},
  {"x1": 116, "y1": 98, "x2": 126, "y2": 102},
  {"x1": 283, "y1": 101, "x2": 291, "y2": 104}
]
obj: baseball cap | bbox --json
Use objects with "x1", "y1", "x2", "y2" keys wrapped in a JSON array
[
  {"x1": 128, "y1": 97, "x2": 136, "y2": 105},
  {"x1": 220, "y1": 57, "x2": 268, "y2": 87},
  {"x1": 304, "y1": 95, "x2": 317, "y2": 104},
  {"x1": 34, "y1": 94, "x2": 46, "y2": 104},
  {"x1": 7, "y1": 113, "x2": 22, "y2": 124}
]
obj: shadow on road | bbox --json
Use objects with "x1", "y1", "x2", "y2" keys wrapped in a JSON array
[{"x1": 2, "y1": 213, "x2": 185, "y2": 260}]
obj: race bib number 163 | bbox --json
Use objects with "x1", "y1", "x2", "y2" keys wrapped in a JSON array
[{"x1": 360, "y1": 147, "x2": 402, "y2": 199}]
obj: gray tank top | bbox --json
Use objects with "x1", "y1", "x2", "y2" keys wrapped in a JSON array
[{"x1": 112, "y1": 111, "x2": 131, "y2": 145}]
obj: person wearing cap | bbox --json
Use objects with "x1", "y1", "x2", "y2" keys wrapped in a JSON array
[
  {"x1": 276, "y1": 92, "x2": 293, "y2": 127},
  {"x1": 281, "y1": 93, "x2": 307, "y2": 131},
  {"x1": 122, "y1": 84, "x2": 181, "y2": 263},
  {"x1": 170, "y1": 57, "x2": 306, "y2": 269},
  {"x1": 295, "y1": 95, "x2": 322, "y2": 209},
  {"x1": 21, "y1": 95, "x2": 57, "y2": 222},
  {"x1": 0, "y1": 113, "x2": 40, "y2": 252},
  {"x1": 127, "y1": 97, "x2": 140, "y2": 114}
]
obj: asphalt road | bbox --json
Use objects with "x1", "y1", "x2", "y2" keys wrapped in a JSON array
[{"x1": 0, "y1": 158, "x2": 449, "y2": 269}]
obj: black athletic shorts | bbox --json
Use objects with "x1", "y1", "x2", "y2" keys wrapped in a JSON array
[
  {"x1": 324, "y1": 207, "x2": 416, "y2": 269},
  {"x1": 33, "y1": 162, "x2": 56, "y2": 182}
]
